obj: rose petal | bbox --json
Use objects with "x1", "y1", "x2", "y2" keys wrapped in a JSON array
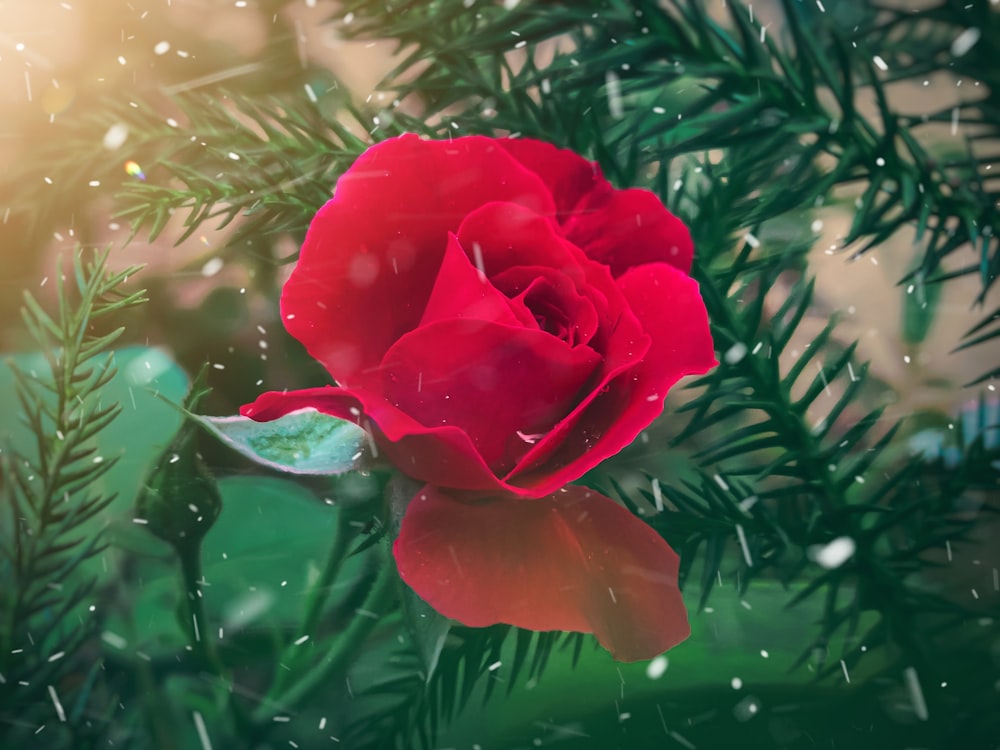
[
  {"x1": 498, "y1": 138, "x2": 608, "y2": 219},
  {"x1": 394, "y1": 484, "x2": 690, "y2": 661},
  {"x1": 381, "y1": 318, "x2": 602, "y2": 475},
  {"x1": 507, "y1": 263, "x2": 714, "y2": 494},
  {"x1": 564, "y1": 188, "x2": 694, "y2": 277},
  {"x1": 419, "y1": 233, "x2": 525, "y2": 328},
  {"x1": 490, "y1": 266, "x2": 600, "y2": 347},
  {"x1": 282, "y1": 135, "x2": 556, "y2": 386},
  {"x1": 455, "y1": 201, "x2": 589, "y2": 282}
]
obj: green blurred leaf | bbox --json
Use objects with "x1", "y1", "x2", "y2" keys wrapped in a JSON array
[
  {"x1": 901, "y1": 273, "x2": 943, "y2": 345},
  {"x1": 113, "y1": 474, "x2": 361, "y2": 653},
  {"x1": 0, "y1": 345, "x2": 189, "y2": 540}
]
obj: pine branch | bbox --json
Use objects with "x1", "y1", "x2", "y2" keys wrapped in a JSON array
[
  {"x1": 341, "y1": 0, "x2": 999, "y2": 302},
  {"x1": 0, "y1": 247, "x2": 146, "y2": 747},
  {"x1": 327, "y1": 0, "x2": 999, "y2": 735}
]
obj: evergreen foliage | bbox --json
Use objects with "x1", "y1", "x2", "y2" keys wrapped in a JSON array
[{"x1": 1, "y1": 249, "x2": 146, "y2": 747}]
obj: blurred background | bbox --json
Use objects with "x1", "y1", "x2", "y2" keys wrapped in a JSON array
[{"x1": 2, "y1": 0, "x2": 995, "y2": 418}]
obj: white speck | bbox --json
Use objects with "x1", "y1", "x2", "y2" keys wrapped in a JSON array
[
  {"x1": 903, "y1": 666, "x2": 928, "y2": 720},
  {"x1": 166, "y1": 117, "x2": 179, "y2": 128},
  {"x1": 201, "y1": 258, "x2": 224, "y2": 277},
  {"x1": 731, "y1": 677, "x2": 743, "y2": 689},
  {"x1": 117, "y1": 55, "x2": 127, "y2": 65},
  {"x1": 227, "y1": 151, "x2": 240, "y2": 161},
  {"x1": 760, "y1": 650, "x2": 769, "y2": 658},
  {"x1": 653, "y1": 105, "x2": 666, "y2": 114},
  {"x1": 651, "y1": 478, "x2": 663, "y2": 512},
  {"x1": 873, "y1": 55, "x2": 888, "y2": 71},
  {"x1": 503, "y1": 0, "x2": 520, "y2": 8},
  {"x1": 608, "y1": 587, "x2": 617, "y2": 603},
  {"x1": 841, "y1": 659, "x2": 851, "y2": 683},
  {"x1": 950, "y1": 28, "x2": 981, "y2": 57},
  {"x1": 875, "y1": 157, "x2": 885, "y2": 166},
  {"x1": 304, "y1": 83, "x2": 317, "y2": 103},
  {"x1": 811, "y1": 219, "x2": 823, "y2": 232},
  {"x1": 193, "y1": 711, "x2": 213, "y2": 750},
  {"x1": 88, "y1": 180, "x2": 101, "y2": 187},
  {"x1": 487, "y1": 660, "x2": 502, "y2": 671},
  {"x1": 471, "y1": 241, "x2": 487, "y2": 281},
  {"x1": 812, "y1": 536, "x2": 856, "y2": 569},
  {"x1": 733, "y1": 695, "x2": 761, "y2": 722},
  {"x1": 646, "y1": 655, "x2": 668, "y2": 679},
  {"x1": 724, "y1": 342, "x2": 748, "y2": 365},
  {"x1": 101, "y1": 631, "x2": 127, "y2": 649},
  {"x1": 47, "y1": 651, "x2": 65, "y2": 662},
  {"x1": 736, "y1": 525, "x2": 753, "y2": 567},
  {"x1": 154, "y1": 41, "x2": 171, "y2": 55},
  {"x1": 102, "y1": 123, "x2": 129, "y2": 150},
  {"x1": 605, "y1": 71, "x2": 624, "y2": 118},
  {"x1": 713, "y1": 474, "x2": 729, "y2": 491},
  {"x1": 48, "y1": 686, "x2": 66, "y2": 722},
  {"x1": 951, "y1": 107, "x2": 960, "y2": 135},
  {"x1": 123, "y1": 349, "x2": 174, "y2": 386},
  {"x1": 743, "y1": 232, "x2": 760, "y2": 248},
  {"x1": 738, "y1": 495, "x2": 759, "y2": 514},
  {"x1": 293, "y1": 635, "x2": 309, "y2": 645}
]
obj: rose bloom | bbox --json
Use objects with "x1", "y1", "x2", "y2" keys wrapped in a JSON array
[{"x1": 243, "y1": 134, "x2": 715, "y2": 661}]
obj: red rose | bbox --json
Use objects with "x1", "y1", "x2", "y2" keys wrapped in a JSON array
[{"x1": 243, "y1": 134, "x2": 715, "y2": 660}]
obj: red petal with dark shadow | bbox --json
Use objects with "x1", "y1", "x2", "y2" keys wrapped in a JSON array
[
  {"x1": 282, "y1": 135, "x2": 556, "y2": 387},
  {"x1": 507, "y1": 262, "x2": 715, "y2": 495},
  {"x1": 380, "y1": 318, "x2": 601, "y2": 475},
  {"x1": 394, "y1": 484, "x2": 691, "y2": 662},
  {"x1": 564, "y1": 188, "x2": 694, "y2": 277},
  {"x1": 497, "y1": 138, "x2": 607, "y2": 219}
]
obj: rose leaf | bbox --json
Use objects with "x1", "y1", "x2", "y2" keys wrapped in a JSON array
[{"x1": 199, "y1": 408, "x2": 373, "y2": 475}]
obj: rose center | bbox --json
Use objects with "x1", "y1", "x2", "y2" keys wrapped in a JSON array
[{"x1": 525, "y1": 291, "x2": 572, "y2": 342}]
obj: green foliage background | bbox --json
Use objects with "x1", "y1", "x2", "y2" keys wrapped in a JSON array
[{"x1": 1, "y1": 1, "x2": 998, "y2": 748}]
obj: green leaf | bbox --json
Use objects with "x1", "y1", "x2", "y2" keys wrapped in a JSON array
[
  {"x1": 112, "y1": 474, "x2": 361, "y2": 654},
  {"x1": 199, "y1": 409, "x2": 374, "y2": 475}
]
